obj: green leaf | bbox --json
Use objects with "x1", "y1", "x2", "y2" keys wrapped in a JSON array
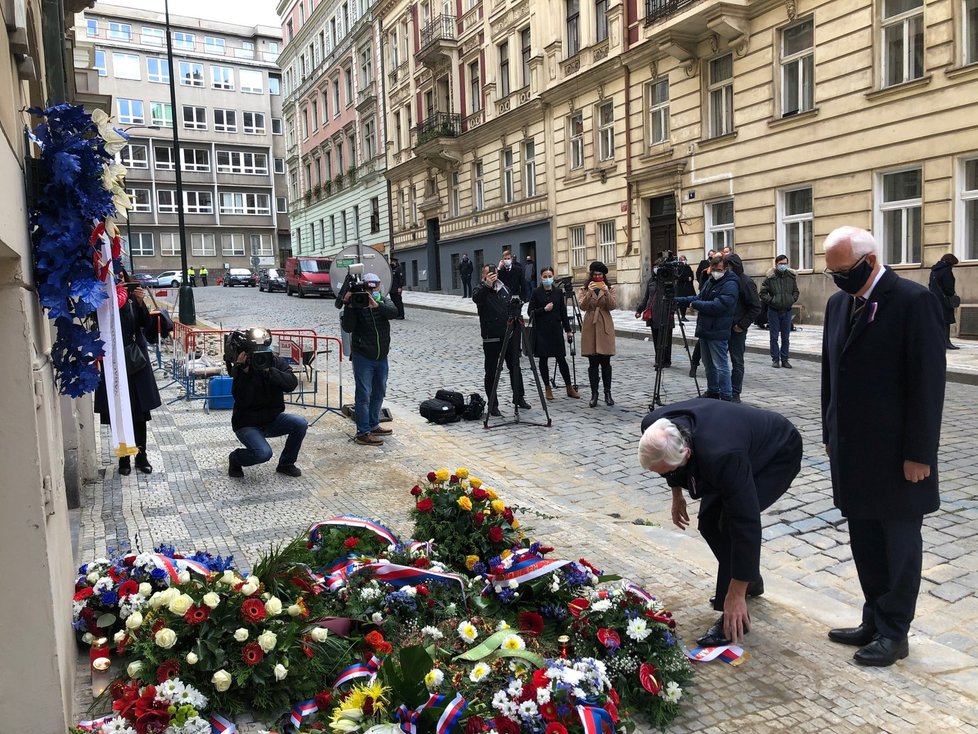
[
  {"x1": 96, "y1": 613, "x2": 116, "y2": 628},
  {"x1": 494, "y1": 649, "x2": 547, "y2": 668},
  {"x1": 597, "y1": 574, "x2": 623, "y2": 583},
  {"x1": 452, "y1": 629, "x2": 510, "y2": 662}
]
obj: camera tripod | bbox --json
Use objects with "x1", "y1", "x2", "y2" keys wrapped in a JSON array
[
  {"x1": 650, "y1": 293, "x2": 700, "y2": 410},
  {"x1": 484, "y1": 308, "x2": 552, "y2": 429}
]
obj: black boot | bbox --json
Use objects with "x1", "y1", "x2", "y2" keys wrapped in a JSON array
[
  {"x1": 119, "y1": 456, "x2": 132, "y2": 476},
  {"x1": 135, "y1": 449, "x2": 153, "y2": 475},
  {"x1": 604, "y1": 389, "x2": 614, "y2": 406},
  {"x1": 589, "y1": 390, "x2": 599, "y2": 408}
]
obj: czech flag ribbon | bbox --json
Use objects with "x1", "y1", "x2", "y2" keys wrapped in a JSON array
[
  {"x1": 332, "y1": 655, "x2": 382, "y2": 688},
  {"x1": 436, "y1": 692, "x2": 467, "y2": 733},
  {"x1": 621, "y1": 580, "x2": 654, "y2": 604},
  {"x1": 486, "y1": 552, "x2": 571, "y2": 588},
  {"x1": 289, "y1": 699, "x2": 319, "y2": 728},
  {"x1": 76, "y1": 714, "x2": 115, "y2": 730},
  {"x1": 684, "y1": 645, "x2": 747, "y2": 665},
  {"x1": 363, "y1": 560, "x2": 466, "y2": 591},
  {"x1": 309, "y1": 515, "x2": 399, "y2": 547},
  {"x1": 210, "y1": 713, "x2": 237, "y2": 733},
  {"x1": 577, "y1": 704, "x2": 616, "y2": 734},
  {"x1": 396, "y1": 694, "x2": 445, "y2": 734}
]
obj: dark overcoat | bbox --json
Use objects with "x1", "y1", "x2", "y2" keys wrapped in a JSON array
[
  {"x1": 821, "y1": 268, "x2": 946, "y2": 519},
  {"x1": 676, "y1": 262, "x2": 696, "y2": 297},
  {"x1": 928, "y1": 260, "x2": 956, "y2": 325},
  {"x1": 637, "y1": 276, "x2": 675, "y2": 330},
  {"x1": 528, "y1": 286, "x2": 571, "y2": 358}
]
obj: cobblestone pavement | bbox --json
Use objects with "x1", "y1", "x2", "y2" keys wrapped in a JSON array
[{"x1": 73, "y1": 286, "x2": 978, "y2": 732}]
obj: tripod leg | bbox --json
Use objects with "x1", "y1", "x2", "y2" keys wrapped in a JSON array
[
  {"x1": 484, "y1": 330, "x2": 512, "y2": 428},
  {"x1": 523, "y1": 326, "x2": 552, "y2": 427}
]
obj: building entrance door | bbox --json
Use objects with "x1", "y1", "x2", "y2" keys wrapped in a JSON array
[{"x1": 648, "y1": 194, "x2": 677, "y2": 261}]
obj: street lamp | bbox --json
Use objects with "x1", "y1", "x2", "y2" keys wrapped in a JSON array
[{"x1": 163, "y1": 0, "x2": 196, "y2": 325}]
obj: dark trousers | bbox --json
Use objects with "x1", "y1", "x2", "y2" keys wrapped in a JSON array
[
  {"x1": 189, "y1": 276, "x2": 196, "y2": 287},
  {"x1": 462, "y1": 277, "x2": 472, "y2": 298},
  {"x1": 391, "y1": 289, "x2": 405, "y2": 319},
  {"x1": 699, "y1": 429, "x2": 802, "y2": 611},
  {"x1": 484, "y1": 336, "x2": 524, "y2": 407},
  {"x1": 769, "y1": 308, "x2": 792, "y2": 361},
  {"x1": 651, "y1": 326, "x2": 672, "y2": 367},
  {"x1": 729, "y1": 327, "x2": 747, "y2": 397},
  {"x1": 848, "y1": 516, "x2": 923, "y2": 640},
  {"x1": 690, "y1": 340, "x2": 701, "y2": 367},
  {"x1": 232, "y1": 412, "x2": 308, "y2": 468},
  {"x1": 201, "y1": 275, "x2": 208, "y2": 286},
  {"x1": 540, "y1": 356, "x2": 571, "y2": 387},
  {"x1": 586, "y1": 355, "x2": 612, "y2": 392}
]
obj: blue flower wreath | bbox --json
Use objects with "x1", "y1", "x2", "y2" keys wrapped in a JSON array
[{"x1": 28, "y1": 104, "x2": 125, "y2": 397}]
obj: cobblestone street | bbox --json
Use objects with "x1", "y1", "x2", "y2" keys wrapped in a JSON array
[{"x1": 74, "y1": 286, "x2": 978, "y2": 732}]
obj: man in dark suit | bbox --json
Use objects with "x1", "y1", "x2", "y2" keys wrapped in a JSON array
[
  {"x1": 389, "y1": 257, "x2": 405, "y2": 319},
  {"x1": 459, "y1": 253, "x2": 474, "y2": 298},
  {"x1": 498, "y1": 248, "x2": 530, "y2": 302},
  {"x1": 639, "y1": 399, "x2": 803, "y2": 646},
  {"x1": 821, "y1": 226, "x2": 946, "y2": 667}
]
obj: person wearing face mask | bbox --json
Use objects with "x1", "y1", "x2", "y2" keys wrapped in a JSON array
[
  {"x1": 696, "y1": 250, "x2": 715, "y2": 290},
  {"x1": 473, "y1": 264, "x2": 530, "y2": 415},
  {"x1": 821, "y1": 226, "x2": 946, "y2": 667},
  {"x1": 529, "y1": 267, "x2": 579, "y2": 400},
  {"x1": 723, "y1": 253, "x2": 761, "y2": 404},
  {"x1": 635, "y1": 255, "x2": 675, "y2": 369},
  {"x1": 674, "y1": 256, "x2": 739, "y2": 401},
  {"x1": 459, "y1": 253, "x2": 474, "y2": 298},
  {"x1": 759, "y1": 255, "x2": 800, "y2": 368},
  {"x1": 580, "y1": 261, "x2": 618, "y2": 407},
  {"x1": 497, "y1": 248, "x2": 530, "y2": 302},
  {"x1": 675, "y1": 255, "x2": 696, "y2": 321}
]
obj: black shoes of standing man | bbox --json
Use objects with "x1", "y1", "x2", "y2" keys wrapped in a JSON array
[
  {"x1": 828, "y1": 623, "x2": 909, "y2": 666},
  {"x1": 119, "y1": 452, "x2": 153, "y2": 476}
]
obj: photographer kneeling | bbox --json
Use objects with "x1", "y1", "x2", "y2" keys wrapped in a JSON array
[
  {"x1": 228, "y1": 328, "x2": 307, "y2": 478},
  {"x1": 341, "y1": 272, "x2": 398, "y2": 446}
]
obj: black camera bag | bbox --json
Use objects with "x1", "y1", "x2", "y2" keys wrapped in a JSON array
[
  {"x1": 461, "y1": 393, "x2": 486, "y2": 421},
  {"x1": 419, "y1": 398, "x2": 460, "y2": 424},
  {"x1": 434, "y1": 389, "x2": 466, "y2": 415}
]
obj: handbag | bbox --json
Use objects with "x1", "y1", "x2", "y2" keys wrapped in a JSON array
[
  {"x1": 124, "y1": 340, "x2": 149, "y2": 375},
  {"x1": 949, "y1": 295, "x2": 962, "y2": 309},
  {"x1": 641, "y1": 307, "x2": 653, "y2": 321}
]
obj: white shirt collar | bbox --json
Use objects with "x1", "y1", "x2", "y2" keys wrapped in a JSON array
[{"x1": 861, "y1": 265, "x2": 887, "y2": 300}]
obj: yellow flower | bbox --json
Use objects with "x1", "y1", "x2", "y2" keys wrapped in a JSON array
[
  {"x1": 485, "y1": 488, "x2": 499, "y2": 500},
  {"x1": 469, "y1": 477, "x2": 483, "y2": 489},
  {"x1": 491, "y1": 500, "x2": 506, "y2": 515},
  {"x1": 500, "y1": 549, "x2": 512, "y2": 560},
  {"x1": 511, "y1": 519, "x2": 520, "y2": 529},
  {"x1": 465, "y1": 555, "x2": 480, "y2": 570},
  {"x1": 501, "y1": 633, "x2": 526, "y2": 651},
  {"x1": 434, "y1": 468, "x2": 450, "y2": 482},
  {"x1": 456, "y1": 468, "x2": 469, "y2": 479},
  {"x1": 457, "y1": 495, "x2": 473, "y2": 511}
]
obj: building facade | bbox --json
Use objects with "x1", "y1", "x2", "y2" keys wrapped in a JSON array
[
  {"x1": 84, "y1": 5, "x2": 291, "y2": 276},
  {"x1": 277, "y1": 0, "x2": 391, "y2": 259}
]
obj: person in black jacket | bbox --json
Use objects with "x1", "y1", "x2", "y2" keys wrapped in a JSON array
[
  {"x1": 529, "y1": 267, "x2": 579, "y2": 401},
  {"x1": 228, "y1": 327, "x2": 307, "y2": 477},
  {"x1": 473, "y1": 264, "x2": 529, "y2": 416},
  {"x1": 695, "y1": 250, "x2": 716, "y2": 291},
  {"x1": 639, "y1": 399, "x2": 802, "y2": 646},
  {"x1": 459, "y1": 254, "x2": 474, "y2": 298},
  {"x1": 341, "y1": 273, "x2": 399, "y2": 446},
  {"x1": 675, "y1": 255, "x2": 696, "y2": 321},
  {"x1": 389, "y1": 257, "x2": 405, "y2": 320},
  {"x1": 497, "y1": 248, "x2": 530, "y2": 302},
  {"x1": 928, "y1": 253, "x2": 959, "y2": 349},
  {"x1": 724, "y1": 253, "x2": 762, "y2": 403},
  {"x1": 635, "y1": 259, "x2": 675, "y2": 369}
]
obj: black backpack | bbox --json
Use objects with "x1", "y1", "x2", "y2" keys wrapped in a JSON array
[
  {"x1": 419, "y1": 398, "x2": 460, "y2": 424},
  {"x1": 461, "y1": 393, "x2": 486, "y2": 421},
  {"x1": 434, "y1": 389, "x2": 465, "y2": 415}
]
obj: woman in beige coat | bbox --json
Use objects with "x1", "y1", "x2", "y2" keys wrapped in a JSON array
[{"x1": 580, "y1": 261, "x2": 618, "y2": 407}]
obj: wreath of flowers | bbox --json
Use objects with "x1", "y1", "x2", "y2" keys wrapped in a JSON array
[{"x1": 28, "y1": 104, "x2": 132, "y2": 397}]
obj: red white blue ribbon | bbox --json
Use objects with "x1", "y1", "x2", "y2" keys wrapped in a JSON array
[
  {"x1": 622, "y1": 580, "x2": 654, "y2": 603},
  {"x1": 436, "y1": 692, "x2": 467, "y2": 733},
  {"x1": 577, "y1": 704, "x2": 616, "y2": 734},
  {"x1": 76, "y1": 714, "x2": 115, "y2": 731},
  {"x1": 684, "y1": 644, "x2": 746, "y2": 664},
  {"x1": 210, "y1": 713, "x2": 237, "y2": 733},
  {"x1": 407, "y1": 539, "x2": 434, "y2": 556},
  {"x1": 309, "y1": 515, "x2": 399, "y2": 547},
  {"x1": 396, "y1": 693, "x2": 444, "y2": 734},
  {"x1": 363, "y1": 560, "x2": 466, "y2": 591},
  {"x1": 289, "y1": 699, "x2": 319, "y2": 728},
  {"x1": 486, "y1": 552, "x2": 571, "y2": 588},
  {"x1": 332, "y1": 655, "x2": 382, "y2": 688},
  {"x1": 323, "y1": 556, "x2": 367, "y2": 591}
]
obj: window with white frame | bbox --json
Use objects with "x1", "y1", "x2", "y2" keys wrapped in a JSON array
[
  {"x1": 127, "y1": 188, "x2": 151, "y2": 212},
  {"x1": 473, "y1": 160, "x2": 485, "y2": 211},
  {"x1": 332, "y1": 78, "x2": 342, "y2": 114},
  {"x1": 598, "y1": 220, "x2": 616, "y2": 263},
  {"x1": 960, "y1": 157, "x2": 978, "y2": 259},
  {"x1": 569, "y1": 111, "x2": 584, "y2": 170},
  {"x1": 708, "y1": 54, "x2": 734, "y2": 137},
  {"x1": 191, "y1": 233, "x2": 216, "y2": 257},
  {"x1": 274, "y1": 157, "x2": 285, "y2": 174},
  {"x1": 596, "y1": 0, "x2": 608, "y2": 43},
  {"x1": 250, "y1": 234, "x2": 273, "y2": 256},
  {"x1": 141, "y1": 27, "x2": 164, "y2": 46},
  {"x1": 502, "y1": 147, "x2": 515, "y2": 203},
  {"x1": 130, "y1": 232, "x2": 154, "y2": 257},
  {"x1": 160, "y1": 233, "x2": 179, "y2": 256},
  {"x1": 86, "y1": 19, "x2": 97, "y2": 37},
  {"x1": 112, "y1": 52, "x2": 140, "y2": 80},
  {"x1": 181, "y1": 148, "x2": 210, "y2": 172},
  {"x1": 242, "y1": 112, "x2": 266, "y2": 134},
  {"x1": 706, "y1": 200, "x2": 735, "y2": 251},
  {"x1": 570, "y1": 225, "x2": 586, "y2": 268},
  {"x1": 450, "y1": 171, "x2": 460, "y2": 216},
  {"x1": 598, "y1": 101, "x2": 615, "y2": 161},
  {"x1": 779, "y1": 187, "x2": 813, "y2": 270},
  {"x1": 272, "y1": 117, "x2": 284, "y2": 135},
  {"x1": 239, "y1": 69, "x2": 264, "y2": 93},
  {"x1": 781, "y1": 18, "x2": 814, "y2": 116},
  {"x1": 117, "y1": 99, "x2": 144, "y2": 124},
  {"x1": 312, "y1": 101, "x2": 319, "y2": 132},
  {"x1": 179, "y1": 61, "x2": 204, "y2": 87},
  {"x1": 524, "y1": 140, "x2": 537, "y2": 197},
  {"x1": 222, "y1": 233, "x2": 246, "y2": 256},
  {"x1": 120, "y1": 144, "x2": 148, "y2": 169},
  {"x1": 520, "y1": 27, "x2": 532, "y2": 88},
  {"x1": 183, "y1": 191, "x2": 213, "y2": 214},
  {"x1": 211, "y1": 66, "x2": 234, "y2": 90},
  {"x1": 147, "y1": 57, "x2": 169, "y2": 83},
  {"x1": 877, "y1": 168, "x2": 922, "y2": 263},
  {"x1": 276, "y1": 196, "x2": 288, "y2": 213},
  {"x1": 173, "y1": 32, "x2": 195, "y2": 50},
  {"x1": 567, "y1": 0, "x2": 580, "y2": 57},
  {"x1": 269, "y1": 75, "x2": 281, "y2": 95},
  {"x1": 219, "y1": 192, "x2": 271, "y2": 215},
  {"x1": 154, "y1": 145, "x2": 174, "y2": 170},
  {"x1": 214, "y1": 109, "x2": 237, "y2": 132},
  {"x1": 216, "y1": 151, "x2": 268, "y2": 174},
  {"x1": 204, "y1": 36, "x2": 226, "y2": 55},
  {"x1": 157, "y1": 189, "x2": 178, "y2": 213},
  {"x1": 882, "y1": 0, "x2": 924, "y2": 87},
  {"x1": 344, "y1": 65, "x2": 354, "y2": 105},
  {"x1": 301, "y1": 107, "x2": 309, "y2": 139},
  {"x1": 107, "y1": 22, "x2": 131, "y2": 41},
  {"x1": 966, "y1": 0, "x2": 978, "y2": 64},
  {"x1": 363, "y1": 120, "x2": 376, "y2": 159},
  {"x1": 360, "y1": 46, "x2": 373, "y2": 85},
  {"x1": 469, "y1": 61, "x2": 481, "y2": 114},
  {"x1": 499, "y1": 41, "x2": 511, "y2": 97},
  {"x1": 94, "y1": 50, "x2": 106, "y2": 76},
  {"x1": 648, "y1": 78, "x2": 670, "y2": 144},
  {"x1": 150, "y1": 101, "x2": 173, "y2": 128},
  {"x1": 183, "y1": 106, "x2": 207, "y2": 130}
]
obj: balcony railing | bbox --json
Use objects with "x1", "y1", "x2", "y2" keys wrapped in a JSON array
[
  {"x1": 414, "y1": 112, "x2": 461, "y2": 146},
  {"x1": 420, "y1": 15, "x2": 457, "y2": 49},
  {"x1": 645, "y1": 0, "x2": 700, "y2": 24}
]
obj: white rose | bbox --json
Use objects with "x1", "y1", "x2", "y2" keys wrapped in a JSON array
[
  {"x1": 154, "y1": 628, "x2": 177, "y2": 649},
  {"x1": 371, "y1": 612, "x2": 384, "y2": 624},
  {"x1": 177, "y1": 571, "x2": 191, "y2": 584},
  {"x1": 273, "y1": 663, "x2": 288, "y2": 681},
  {"x1": 125, "y1": 612, "x2": 144, "y2": 630},
  {"x1": 310, "y1": 627, "x2": 329, "y2": 643},
  {"x1": 220, "y1": 570, "x2": 237, "y2": 585},
  {"x1": 113, "y1": 630, "x2": 126, "y2": 643},
  {"x1": 257, "y1": 630, "x2": 277, "y2": 653},
  {"x1": 264, "y1": 597, "x2": 283, "y2": 616},
  {"x1": 168, "y1": 593, "x2": 194, "y2": 615},
  {"x1": 287, "y1": 604, "x2": 302, "y2": 617},
  {"x1": 138, "y1": 583, "x2": 152, "y2": 598},
  {"x1": 127, "y1": 661, "x2": 143, "y2": 678},
  {"x1": 186, "y1": 652, "x2": 199, "y2": 665},
  {"x1": 87, "y1": 572, "x2": 99, "y2": 584},
  {"x1": 212, "y1": 669, "x2": 232, "y2": 692},
  {"x1": 241, "y1": 583, "x2": 258, "y2": 597},
  {"x1": 82, "y1": 632, "x2": 95, "y2": 645},
  {"x1": 233, "y1": 628, "x2": 249, "y2": 642},
  {"x1": 202, "y1": 592, "x2": 221, "y2": 609}
]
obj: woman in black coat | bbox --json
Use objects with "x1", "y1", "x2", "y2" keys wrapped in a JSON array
[
  {"x1": 94, "y1": 271, "x2": 163, "y2": 475},
  {"x1": 675, "y1": 256, "x2": 696, "y2": 321},
  {"x1": 929, "y1": 253, "x2": 959, "y2": 349},
  {"x1": 636, "y1": 266, "x2": 675, "y2": 369},
  {"x1": 528, "y1": 267, "x2": 580, "y2": 401}
]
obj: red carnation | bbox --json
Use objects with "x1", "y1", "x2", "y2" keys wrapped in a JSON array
[
  {"x1": 518, "y1": 611, "x2": 545, "y2": 635},
  {"x1": 488, "y1": 526, "x2": 504, "y2": 543},
  {"x1": 416, "y1": 498, "x2": 434, "y2": 513},
  {"x1": 155, "y1": 659, "x2": 181, "y2": 683},
  {"x1": 503, "y1": 507, "x2": 515, "y2": 524},
  {"x1": 344, "y1": 536, "x2": 360, "y2": 550},
  {"x1": 473, "y1": 511, "x2": 485, "y2": 526},
  {"x1": 539, "y1": 702, "x2": 558, "y2": 722},
  {"x1": 410, "y1": 485, "x2": 422, "y2": 496},
  {"x1": 184, "y1": 604, "x2": 210, "y2": 626},
  {"x1": 493, "y1": 717, "x2": 520, "y2": 734},
  {"x1": 532, "y1": 669, "x2": 550, "y2": 689},
  {"x1": 241, "y1": 598, "x2": 266, "y2": 623},
  {"x1": 118, "y1": 580, "x2": 140, "y2": 597},
  {"x1": 73, "y1": 587, "x2": 95, "y2": 601},
  {"x1": 464, "y1": 715, "x2": 487, "y2": 734},
  {"x1": 545, "y1": 724, "x2": 568, "y2": 734},
  {"x1": 413, "y1": 557, "x2": 431, "y2": 569},
  {"x1": 242, "y1": 641, "x2": 264, "y2": 666},
  {"x1": 427, "y1": 471, "x2": 437, "y2": 482},
  {"x1": 315, "y1": 691, "x2": 333, "y2": 711},
  {"x1": 471, "y1": 488, "x2": 488, "y2": 502}
]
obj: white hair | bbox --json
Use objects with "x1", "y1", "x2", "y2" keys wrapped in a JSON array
[
  {"x1": 638, "y1": 418, "x2": 688, "y2": 471},
  {"x1": 824, "y1": 226, "x2": 880, "y2": 259}
]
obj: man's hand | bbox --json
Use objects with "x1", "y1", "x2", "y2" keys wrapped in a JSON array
[
  {"x1": 544, "y1": 302, "x2": 554, "y2": 312},
  {"x1": 904, "y1": 460, "x2": 931, "y2": 483},
  {"x1": 367, "y1": 295, "x2": 379, "y2": 309},
  {"x1": 343, "y1": 291, "x2": 352, "y2": 303},
  {"x1": 133, "y1": 287, "x2": 146, "y2": 301},
  {"x1": 670, "y1": 489, "x2": 689, "y2": 530},
  {"x1": 236, "y1": 351, "x2": 248, "y2": 364},
  {"x1": 723, "y1": 582, "x2": 750, "y2": 644}
]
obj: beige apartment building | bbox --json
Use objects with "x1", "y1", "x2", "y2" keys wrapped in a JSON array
[
  {"x1": 84, "y1": 5, "x2": 291, "y2": 277},
  {"x1": 381, "y1": 0, "x2": 978, "y2": 329}
]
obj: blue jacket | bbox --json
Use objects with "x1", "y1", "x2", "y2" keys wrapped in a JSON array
[{"x1": 685, "y1": 271, "x2": 739, "y2": 340}]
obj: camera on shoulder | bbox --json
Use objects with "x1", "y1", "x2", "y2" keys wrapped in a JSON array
[{"x1": 224, "y1": 327, "x2": 274, "y2": 375}]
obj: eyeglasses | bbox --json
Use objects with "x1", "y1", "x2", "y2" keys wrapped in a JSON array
[{"x1": 823, "y1": 254, "x2": 868, "y2": 279}]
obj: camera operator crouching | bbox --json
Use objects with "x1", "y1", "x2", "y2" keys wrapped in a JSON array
[
  {"x1": 341, "y1": 272, "x2": 398, "y2": 446},
  {"x1": 473, "y1": 264, "x2": 529, "y2": 417},
  {"x1": 227, "y1": 328, "x2": 307, "y2": 478}
]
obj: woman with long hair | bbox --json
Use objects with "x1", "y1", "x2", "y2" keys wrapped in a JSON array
[
  {"x1": 580, "y1": 261, "x2": 617, "y2": 407},
  {"x1": 529, "y1": 267, "x2": 580, "y2": 400}
]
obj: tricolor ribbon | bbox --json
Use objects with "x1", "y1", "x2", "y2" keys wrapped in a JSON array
[
  {"x1": 289, "y1": 699, "x2": 319, "y2": 728},
  {"x1": 621, "y1": 580, "x2": 654, "y2": 604},
  {"x1": 130, "y1": 554, "x2": 213, "y2": 583},
  {"x1": 436, "y1": 692, "x2": 467, "y2": 733},
  {"x1": 577, "y1": 704, "x2": 616, "y2": 734},
  {"x1": 76, "y1": 714, "x2": 115, "y2": 731},
  {"x1": 363, "y1": 560, "x2": 466, "y2": 591},
  {"x1": 209, "y1": 713, "x2": 237, "y2": 733},
  {"x1": 323, "y1": 556, "x2": 368, "y2": 591},
  {"x1": 684, "y1": 645, "x2": 746, "y2": 664},
  {"x1": 407, "y1": 539, "x2": 435, "y2": 556},
  {"x1": 396, "y1": 693, "x2": 445, "y2": 734},
  {"x1": 309, "y1": 515, "x2": 399, "y2": 547},
  {"x1": 484, "y1": 552, "x2": 571, "y2": 592},
  {"x1": 332, "y1": 655, "x2": 382, "y2": 688}
]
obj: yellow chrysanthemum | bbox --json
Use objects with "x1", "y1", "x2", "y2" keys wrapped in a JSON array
[
  {"x1": 434, "y1": 468, "x2": 450, "y2": 482},
  {"x1": 491, "y1": 500, "x2": 506, "y2": 515},
  {"x1": 336, "y1": 680, "x2": 389, "y2": 716},
  {"x1": 457, "y1": 496, "x2": 473, "y2": 512},
  {"x1": 485, "y1": 488, "x2": 499, "y2": 500},
  {"x1": 465, "y1": 555, "x2": 480, "y2": 570},
  {"x1": 500, "y1": 549, "x2": 512, "y2": 560},
  {"x1": 469, "y1": 477, "x2": 483, "y2": 489},
  {"x1": 501, "y1": 633, "x2": 526, "y2": 651},
  {"x1": 456, "y1": 468, "x2": 469, "y2": 479}
]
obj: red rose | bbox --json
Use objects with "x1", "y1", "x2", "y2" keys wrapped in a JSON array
[
  {"x1": 184, "y1": 604, "x2": 210, "y2": 626},
  {"x1": 545, "y1": 724, "x2": 568, "y2": 734},
  {"x1": 73, "y1": 587, "x2": 95, "y2": 601},
  {"x1": 493, "y1": 717, "x2": 520, "y2": 734},
  {"x1": 450, "y1": 474, "x2": 459, "y2": 483},
  {"x1": 471, "y1": 488, "x2": 488, "y2": 502},
  {"x1": 520, "y1": 683, "x2": 537, "y2": 702},
  {"x1": 242, "y1": 641, "x2": 264, "y2": 666},
  {"x1": 416, "y1": 498, "x2": 434, "y2": 513},
  {"x1": 464, "y1": 715, "x2": 486, "y2": 734},
  {"x1": 539, "y1": 702, "x2": 558, "y2": 722},
  {"x1": 413, "y1": 557, "x2": 431, "y2": 569},
  {"x1": 364, "y1": 631, "x2": 393, "y2": 654},
  {"x1": 518, "y1": 612, "x2": 545, "y2": 635},
  {"x1": 488, "y1": 527, "x2": 504, "y2": 543},
  {"x1": 416, "y1": 585, "x2": 429, "y2": 596},
  {"x1": 410, "y1": 485, "x2": 422, "y2": 496},
  {"x1": 118, "y1": 580, "x2": 140, "y2": 597},
  {"x1": 473, "y1": 512, "x2": 485, "y2": 526},
  {"x1": 344, "y1": 537, "x2": 360, "y2": 550},
  {"x1": 315, "y1": 691, "x2": 333, "y2": 711},
  {"x1": 427, "y1": 471, "x2": 437, "y2": 482},
  {"x1": 503, "y1": 507, "x2": 515, "y2": 524},
  {"x1": 155, "y1": 659, "x2": 180, "y2": 683},
  {"x1": 241, "y1": 598, "x2": 266, "y2": 623}
]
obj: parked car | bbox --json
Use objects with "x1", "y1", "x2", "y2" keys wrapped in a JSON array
[
  {"x1": 131, "y1": 272, "x2": 156, "y2": 286},
  {"x1": 259, "y1": 267, "x2": 286, "y2": 292},
  {"x1": 284, "y1": 256, "x2": 334, "y2": 298},
  {"x1": 152, "y1": 270, "x2": 184, "y2": 288},
  {"x1": 223, "y1": 268, "x2": 258, "y2": 287}
]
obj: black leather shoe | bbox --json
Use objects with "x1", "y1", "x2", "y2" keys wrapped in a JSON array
[
  {"x1": 135, "y1": 452, "x2": 153, "y2": 474},
  {"x1": 828, "y1": 623, "x2": 876, "y2": 647},
  {"x1": 489, "y1": 407, "x2": 503, "y2": 417},
  {"x1": 947, "y1": 343, "x2": 960, "y2": 350},
  {"x1": 228, "y1": 454, "x2": 244, "y2": 478},
  {"x1": 119, "y1": 457, "x2": 132, "y2": 476},
  {"x1": 696, "y1": 616, "x2": 733, "y2": 647},
  {"x1": 781, "y1": 360, "x2": 793, "y2": 369},
  {"x1": 515, "y1": 399, "x2": 531, "y2": 409},
  {"x1": 276, "y1": 464, "x2": 302, "y2": 477},
  {"x1": 853, "y1": 635, "x2": 908, "y2": 667},
  {"x1": 772, "y1": 360, "x2": 781, "y2": 368}
]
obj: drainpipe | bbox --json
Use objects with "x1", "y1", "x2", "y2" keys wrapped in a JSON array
[
  {"x1": 378, "y1": 16, "x2": 395, "y2": 261},
  {"x1": 622, "y1": 0, "x2": 633, "y2": 259}
]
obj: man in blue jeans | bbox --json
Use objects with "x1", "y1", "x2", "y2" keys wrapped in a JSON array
[
  {"x1": 760, "y1": 254, "x2": 800, "y2": 369},
  {"x1": 228, "y1": 327, "x2": 307, "y2": 478},
  {"x1": 340, "y1": 273, "x2": 398, "y2": 446}
]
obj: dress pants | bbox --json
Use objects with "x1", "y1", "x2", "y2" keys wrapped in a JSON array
[
  {"x1": 483, "y1": 336, "x2": 524, "y2": 407},
  {"x1": 769, "y1": 308, "x2": 792, "y2": 362},
  {"x1": 462, "y1": 277, "x2": 472, "y2": 298},
  {"x1": 729, "y1": 328, "x2": 748, "y2": 397},
  {"x1": 651, "y1": 326, "x2": 672, "y2": 367}
]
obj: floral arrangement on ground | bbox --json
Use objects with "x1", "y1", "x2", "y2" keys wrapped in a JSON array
[{"x1": 72, "y1": 469, "x2": 693, "y2": 734}]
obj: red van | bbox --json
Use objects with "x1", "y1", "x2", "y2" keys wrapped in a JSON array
[{"x1": 284, "y1": 256, "x2": 334, "y2": 298}]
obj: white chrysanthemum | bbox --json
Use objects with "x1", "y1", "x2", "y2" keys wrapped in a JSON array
[
  {"x1": 359, "y1": 586, "x2": 383, "y2": 602},
  {"x1": 424, "y1": 668, "x2": 444, "y2": 690},
  {"x1": 507, "y1": 678, "x2": 523, "y2": 697},
  {"x1": 102, "y1": 717, "x2": 137, "y2": 734},
  {"x1": 469, "y1": 662, "x2": 490, "y2": 683},
  {"x1": 93, "y1": 576, "x2": 115, "y2": 593},
  {"x1": 456, "y1": 621, "x2": 478, "y2": 643},
  {"x1": 421, "y1": 626, "x2": 444, "y2": 640},
  {"x1": 501, "y1": 634, "x2": 525, "y2": 651},
  {"x1": 536, "y1": 687, "x2": 552, "y2": 705},
  {"x1": 495, "y1": 620, "x2": 511, "y2": 631},
  {"x1": 491, "y1": 690, "x2": 510, "y2": 710},
  {"x1": 401, "y1": 585, "x2": 417, "y2": 597},
  {"x1": 499, "y1": 701, "x2": 519, "y2": 720},
  {"x1": 662, "y1": 681, "x2": 683, "y2": 704},
  {"x1": 591, "y1": 599, "x2": 612, "y2": 612},
  {"x1": 626, "y1": 617, "x2": 652, "y2": 642},
  {"x1": 155, "y1": 678, "x2": 186, "y2": 702},
  {"x1": 517, "y1": 700, "x2": 538, "y2": 718}
]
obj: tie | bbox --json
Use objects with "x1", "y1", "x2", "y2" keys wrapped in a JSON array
[{"x1": 849, "y1": 296, "x2": 867, "y2": 330}]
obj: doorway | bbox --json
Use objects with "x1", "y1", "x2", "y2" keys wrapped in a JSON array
[{"x1": 648, "y1": 194, "x2": 677, "y2": 261}]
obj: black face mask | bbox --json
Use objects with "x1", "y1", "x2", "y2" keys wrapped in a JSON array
[{"x1": 832, "y1": 257, "x2": 873, "y2": 295}]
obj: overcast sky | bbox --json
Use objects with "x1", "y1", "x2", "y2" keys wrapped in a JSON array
[{"x1": 101, "y1": 0, "x2": 281, "y2": 27}]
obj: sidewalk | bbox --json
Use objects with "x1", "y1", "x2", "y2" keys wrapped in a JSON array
[{"x1": 402, "y1": 291, "x2": 978, "y2": 383}]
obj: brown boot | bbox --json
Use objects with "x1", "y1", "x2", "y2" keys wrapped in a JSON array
[
  {"x1": 544, "y1": 385, "x2": 554, "y2": 401},
  {"x1": 566, "y1": 386, "x2": 580, "y2": 399}
]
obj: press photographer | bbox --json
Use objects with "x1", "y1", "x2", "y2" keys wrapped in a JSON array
[
  {"x1": 473, "y1": 263, "x2": 529, "y2": 416},
  {"x1": 226, "y1": 327, "x2": 307, "y2": 478}
]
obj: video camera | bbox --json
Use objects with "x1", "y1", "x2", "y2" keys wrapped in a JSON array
[
  {"x1": 343, "y1": 263, "x2": 375, "y2": 309},
  {"x1": 654, "y1": 250, "x2": 681, "y2": 297},
  {"x1": 224, "y1": 327, "x2": 275, "y2": 374}
]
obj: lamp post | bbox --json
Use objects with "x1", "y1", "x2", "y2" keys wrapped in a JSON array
[{"x1": 164, "y1": 0, "x2": 196, "y2": 325}]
